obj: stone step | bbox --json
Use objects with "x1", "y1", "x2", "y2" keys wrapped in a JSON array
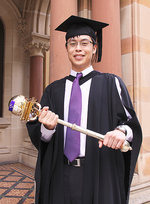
[
  {"x1": 19, "y1": 137, "x2": 37, "y2": 168},
  {"x1": 129, "y1": 181, "x2": 150, "y2": 204}
]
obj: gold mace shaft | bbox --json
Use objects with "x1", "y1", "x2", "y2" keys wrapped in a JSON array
[
  {"x1": 18, "y1": 99, "x2": 132, "y2": 153},
  {"x1": 57, "y1": 118, "x2": 132, "y2": 152}
]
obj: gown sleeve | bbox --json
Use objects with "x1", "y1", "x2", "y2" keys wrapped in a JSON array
[
  {"x1": 26, "y1": 84, "x2": 54, "y2": 150},
  {"x1": 114, "y1": 75, "x2": 142, "y2": 199}
]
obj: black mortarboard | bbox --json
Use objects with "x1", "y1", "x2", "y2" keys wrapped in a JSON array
[{"x1": 55, "y1": 15, "x2": 109, "y2": 62}]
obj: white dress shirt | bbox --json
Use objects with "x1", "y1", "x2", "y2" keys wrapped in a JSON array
[{"x1": 41, "y1": 66, "x2": 133, "y2": 156}]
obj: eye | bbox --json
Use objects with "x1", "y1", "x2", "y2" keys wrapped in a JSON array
[
  {"x1": 81, "y1": 41, "x2": 89, "y2": 46},
  {"x1": 69, "y1": 41, "x2": 76, "y2": 47}
]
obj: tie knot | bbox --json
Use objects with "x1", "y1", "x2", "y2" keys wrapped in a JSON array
[{"x1": 76, "y1": 73, "x2": 82, "y2": 79}]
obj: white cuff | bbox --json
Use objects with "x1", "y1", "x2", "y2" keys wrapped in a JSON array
[
  {"x1": 123, "y1": 125, "x2": 133, "y2": 142},
  {"x1": 40, "y1": 123, "x2": 56, "y2": 142}
]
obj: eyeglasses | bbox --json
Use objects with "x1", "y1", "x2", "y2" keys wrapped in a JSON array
[{"x1": 66, "y1": 39, "x2": 93, "y2": 48}]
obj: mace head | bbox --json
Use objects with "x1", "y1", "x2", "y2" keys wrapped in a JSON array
[{"x1": 8, "y1": 95, "x2": 26, "y2": 116}]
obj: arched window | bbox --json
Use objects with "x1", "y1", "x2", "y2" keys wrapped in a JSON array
[{"x1": 0, "y1": 19, "x2": 4, "y2": 117}]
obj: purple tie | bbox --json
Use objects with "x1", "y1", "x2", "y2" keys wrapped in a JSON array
[{"x1": 64, "y1": 73, "x2": 82, "y2": 162}]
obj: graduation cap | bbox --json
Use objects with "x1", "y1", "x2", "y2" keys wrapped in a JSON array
[{"x1": 55, "y1": 15, "x2": 109, "y2": 62}]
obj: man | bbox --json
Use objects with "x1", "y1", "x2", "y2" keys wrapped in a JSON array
[{"x1": 26, "y1": 15, "x2": 142, "y2": 204}]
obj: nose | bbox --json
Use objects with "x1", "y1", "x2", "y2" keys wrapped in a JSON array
[{"x1": 76, "y1": 42, "x2": 82, "y2": 50}]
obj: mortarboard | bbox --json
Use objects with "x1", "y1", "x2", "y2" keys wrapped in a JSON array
[{"x1": 55, "y1": 15, "x2": 109, "y2": 62}]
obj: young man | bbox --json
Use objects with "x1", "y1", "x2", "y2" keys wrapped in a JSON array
[{"x1": 26, "y1": 16, "x2": 142, "y2": 204}]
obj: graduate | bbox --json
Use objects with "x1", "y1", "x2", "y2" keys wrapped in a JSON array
[{"x1": 26, "y1": 15, "x2": 142, "y2": 204}]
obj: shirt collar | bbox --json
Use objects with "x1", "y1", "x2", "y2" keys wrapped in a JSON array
[{"x1": 70, "y1": 66, "x2": 94, "y2": 77}]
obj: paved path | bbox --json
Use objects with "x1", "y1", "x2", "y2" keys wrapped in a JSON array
[{"x1": 0, "y1": 163, "x2": 35, "y2": 204}]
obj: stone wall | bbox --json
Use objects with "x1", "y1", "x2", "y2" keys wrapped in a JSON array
[{"x1": 121, "y1": 0, "x2": 150, "y2": 202}]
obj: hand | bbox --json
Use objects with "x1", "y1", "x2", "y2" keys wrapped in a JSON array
[
  {"x1": 98, "y1": 129, "x2": 126, "y2": 150},
  {"x1": 38, "y1": 106, "x2": 58, "y2": 130}
]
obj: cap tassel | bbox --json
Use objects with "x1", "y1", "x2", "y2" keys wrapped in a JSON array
[{"x1": 97, "y1": 29, "x2": 102, "y2": 62}]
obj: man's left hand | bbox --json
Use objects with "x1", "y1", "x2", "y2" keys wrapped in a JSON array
[{"x1": 98, "y1": 130, "x2": 126, "y2": 150}]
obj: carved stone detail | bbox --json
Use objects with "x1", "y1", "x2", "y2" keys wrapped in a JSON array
[
  {"x1": 18, "y1": 17, "x2": 27, "y2": 37},
  {"x1": 23, "y1": 33, "x2": 50, "y2": 57}
]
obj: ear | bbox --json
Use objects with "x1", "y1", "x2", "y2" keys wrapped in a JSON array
[
  {"x1": 65, "y1": 44, "x2": 68, "y2": 52},
  {"x1": 93, "y1": 44, "x2": 97, "y2": 54}
]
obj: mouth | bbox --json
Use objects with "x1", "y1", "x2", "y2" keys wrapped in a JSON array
[{"x1": 74, "y1": 54, "x2": 85, "y2": 60}]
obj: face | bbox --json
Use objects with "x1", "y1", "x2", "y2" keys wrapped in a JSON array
[{"x1": 66, "y1": 35, "x2": 97, "y2": 72}]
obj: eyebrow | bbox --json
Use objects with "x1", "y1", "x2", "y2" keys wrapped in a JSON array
[{"x1": 68, "y1": 38, "x2": 91, "y2": 42}]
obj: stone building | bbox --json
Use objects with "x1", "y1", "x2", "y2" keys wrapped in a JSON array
[{"x1": 0, "y1": 0, "x2": 150, "y2": 203}]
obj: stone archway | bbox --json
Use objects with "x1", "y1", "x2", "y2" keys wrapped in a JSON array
[
  {"x1": 18, "y1": 0, "x2": 51, "y2": 168},
  {"x1": 0, "y1": 0, "x2": 51, "y2": 167},
  {"x1": 0, "y1": 0, "x2": 28, "y2": 163}
]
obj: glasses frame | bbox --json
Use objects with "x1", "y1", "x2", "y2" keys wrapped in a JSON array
[{"x1": 66, "y1": 39, "x2": 93, "y2": 48}]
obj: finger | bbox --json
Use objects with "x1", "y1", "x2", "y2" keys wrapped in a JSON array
[
  {"x1": 39, "y1": 106, "x2": 49, "y2": 117},
  {"x1": 39, "y1": 109, "x2": 53, "y2": 124},
  {"x1": 111, "y1": 132, "x2": 126, "y2": 149},
  {"x1": 50, "y1": 114, "x2": 59, "y2": 127},
  {"x1": 42, "y1": 106, "x2": 49, "y2": 111},
  {"x1": 104, "y1": 131, "x2": 117, "y2": 148},
  {"x1": 46, "y1": 113, "x2": 56, "y2": 125},
  {"x1": 39, "y1": 109, "x2": 49, "y2": 121},
  {"x1": 115, "y1": 140, "x2": 125, "y2": 149},
  {"x1": 103, "y1": 132, "x2": 109, "y2": 146},
  {"x1": 107, "y1": 137, "x2": 114, "y2": 148},
  {"x1": 43, "y1": 112, "x2": 58, "y2": 129},
  {"x1": 42, "y1": 111, "x2": 54, "y2": 122},
  {"x1": 98, "y1": 140, "x2": 103, "y2": 148},
  {"x1": 103, "y1": 131, "x2": 113, "y2": 146},
  {"x1": 54, "y1": 114, "x2": 59, "y2": 123},
  {"x1": 113, "y1": 130, "x2": 126, "y2": 149},
  {"x1": 111, "y1": 139, "x2": 119, "y2": 149}
]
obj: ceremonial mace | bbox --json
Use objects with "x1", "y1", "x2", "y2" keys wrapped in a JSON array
[{"x1": 8, "y1": 95, "x2": 132, "y2": 152}]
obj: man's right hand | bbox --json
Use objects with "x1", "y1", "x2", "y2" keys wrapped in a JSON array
[{"x1": 38, "y1": 106, "x2": 58, "y2": 130}]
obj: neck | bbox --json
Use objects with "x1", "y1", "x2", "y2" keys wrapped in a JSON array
[
  {"x1": 72, "y1": 65, "x2": 92, "y2": 73},
  {"x1": 71, "y1": 66, "x2": 93, "y2": 77}
]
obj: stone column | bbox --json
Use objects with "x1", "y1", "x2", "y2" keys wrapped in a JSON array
[
  {"x1": 29, "y1": 56, "x2": 43, "y2": 101},
  {"x1": 19, "y1": 33, "x2": 50, "y2": 168},
  {"x1": 92, "y1": 0, "x2": 122, "y2": 77},
  {"x1": 78, "y1": 0, "x2": 91, "y2": 18},
  {"x1": 49, "y1": 0, "x2": 78, "y2": 83},
  {"x1": 23, "y1": 33, "x2": 50, "y2": 101},
  {"x1": 121, "y1": 1, "x2": 150, "y2": 202}
]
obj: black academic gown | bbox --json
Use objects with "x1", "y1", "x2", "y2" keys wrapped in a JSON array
[{"x1": 26, "y1": 71, "x2": 142, "y2": 204}]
